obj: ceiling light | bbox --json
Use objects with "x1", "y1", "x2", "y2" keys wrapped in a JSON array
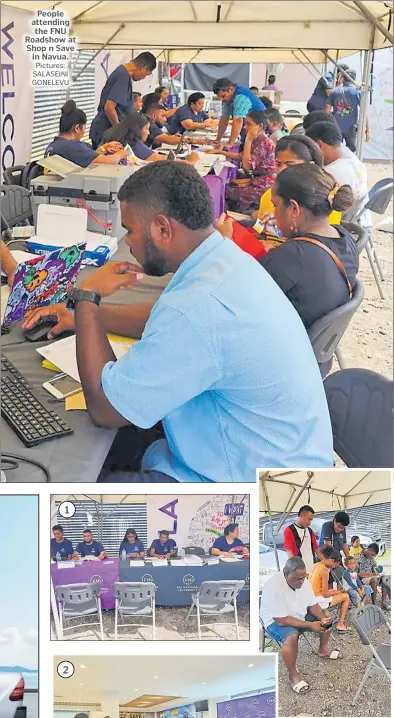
[
  {"x1": 248, "y1": 664, "x2": 254, "y2": 668},
  {"x1": 80, "y1": 665, "x2": 86, "y2": 669},
  {"x1": 79, "y1": 684, "x2": 84, "y2": 686},
  {"x1": 202, "y1": 682, "x2": 206, "y2": 685},
  {"x1": 134, "y1": 688, "x2": 139, "y2": 692},
  {"x1": 154, "y1": 675, "x2": 158, "y2": 679}
]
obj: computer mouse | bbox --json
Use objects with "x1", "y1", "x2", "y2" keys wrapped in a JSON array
[{"x1": 24, "y1": 317, "x2": 68, "y2": 343}]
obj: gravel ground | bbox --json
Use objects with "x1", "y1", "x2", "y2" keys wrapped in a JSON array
[
  {"x1": 51, "y1": 603, "x2": 250, "y2": 641},
  {"x1": 330, "y1": 161, "x2": 393, "y2": 380},
  {"x1": 261, "y1": 582, "x2": 391, "y2": 718}
]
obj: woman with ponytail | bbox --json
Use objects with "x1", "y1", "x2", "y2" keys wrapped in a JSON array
[{"x1": 45, "y1": 100, "x2": 127, "y2": 167}]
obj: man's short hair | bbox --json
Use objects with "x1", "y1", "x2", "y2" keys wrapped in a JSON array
[
  {"x1": 268, "y1": 75, "x2": 276, "y2": 84},
  {"x1": 52, "y1": 525, "x2": 64, "y2": 532},
  {"x1": 118, "y1": 162, "x2": 213, "y2": 231},
  {"x1": 265, "y1": 108, "x2": 283, "y2": 125},
  {"x1": 351, "y1": 535, "x2": 360, "y2": 544},
  {"x1": 159, "y1": 530, "x2": 170, "y2": 537},
  {"x1": 347, "y1": 69, "x2": 357, "y2": 81},
  {"x1": 368, "y1": 543, "x2": 379, "y2": 555},
  {"x1": 283, "y1": 556, "x2": 306, "y2": 576},
  {"x1": 334, "y1": 511, "x2": 350, "y2": 527},
  {"x1": 134, "y1": 52, "x2": 157, "y2": 71},
  {"x1": 260, "y1": 96, "x2": 273, "y2": 110},
  {"x1": 187, "y1": 92, "x2": 205, "y2": 106},
  {"x1": 298, "y1": 505, "x2": 314, "y2": 517},
  {"x1": 83, "y1": 529, "x2": 92, "y2": 535},
  {"x1": 224, "y1": 523, "x2": 238, "y2": 536},
  {"x1": 306, "y1": 121, "x2": 343, "y2": 147},
  {"x1": 322, "y1": 546, "x2": 342, "y2": 562},
  {"x1": 213, "y1": 77, "x2": 234, "y2": 94},
  {"x1": 146, "y1": 102, "x2": 167, "y2": 115},
  {"x1": 303, "y1": 110, "x2": 337, "y2": 131},
  {"x1": 250, "y1": 86, "x2": 259, "y2": 92}
]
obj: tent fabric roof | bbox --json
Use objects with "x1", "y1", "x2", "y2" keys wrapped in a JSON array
[
  {"x1": 259, "y1": 469, "x2": 391, "y2": 513},
  {"x1": 4, "y1": 1, "x2": 392, "y2": 60}
]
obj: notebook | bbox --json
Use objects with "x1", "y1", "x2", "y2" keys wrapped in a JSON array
[{"x1": 1, "y1": 243, "x2": 85, "y2": 327}]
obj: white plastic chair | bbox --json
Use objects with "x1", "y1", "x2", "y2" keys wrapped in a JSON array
[
  {"x1": 350, "y1": 604, "x2": 391, "y2": 705},
  {"x1": 55, "y1": 583, "x2": 104, "y2": 640},
  {"x1": 113, "y1": 581, "x2": 156, "y2": 640},
  {"x1": 185, "y1": 579, "x2": 245, "y2": 640}
]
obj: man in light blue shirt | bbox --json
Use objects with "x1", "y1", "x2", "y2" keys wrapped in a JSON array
[{"x1": 25, "y1": 163, "x2": 333, "y2": 482}]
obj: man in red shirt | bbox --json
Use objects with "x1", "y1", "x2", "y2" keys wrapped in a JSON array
[{"x1": 283, "y1": 505, "x2": 324, "y2": 575}]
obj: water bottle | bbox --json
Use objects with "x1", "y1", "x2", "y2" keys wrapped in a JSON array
[
  {"x1": 121, "y1": 549, "x2": 126, "y2": 562},
  {"x1": 56, "y1": 551, "x2": 61, "y2": 562}
]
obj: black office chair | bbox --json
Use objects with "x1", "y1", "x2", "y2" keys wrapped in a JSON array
[
  {"x1": 307, "y1": 279, "x2": 364, "y2": 378},
  {"x1": 0, "y1": 184, "x2": 33, "y2": 227},
  {"x1": 324, "y1": 368, "x2": 394, "y2": 468},
  {"x1": 3, "y1": 165, "x2": 24, "y2": 186},
  {"x1": 183, "y1": 546, "x2": 205, "y2": 557}
]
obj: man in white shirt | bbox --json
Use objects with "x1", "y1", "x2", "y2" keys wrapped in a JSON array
[
  {"x1": 305, "y1": 121, "x2": 371, "y2": 226},
  {"x1": 260, "y1": 556, "x2": 337, "y2": 694}
]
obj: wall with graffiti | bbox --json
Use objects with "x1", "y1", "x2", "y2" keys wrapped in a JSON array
[{"x1": 146, "y1": 495, "x2": 250, "y2": 553}]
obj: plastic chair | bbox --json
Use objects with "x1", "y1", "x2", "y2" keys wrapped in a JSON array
[
  {"x1": 348, "y1": 179, "x2": 393, "y2": 299},
  {"x1": 0, "y1": 184, "x2": 32, "y2": 227},
  {"x1": 307, "y1": 279, "x2": 364, "y2": 378},
  {"x1": 183, "y1": 546, "x2": 206, "y2": 557},
  {"x1": 55, "y1": 583, "x2": 104, "y2": 640},
  {"x1": 3, "y1": 165, "x2": 24, "y2": 186},
  {"x1": 185, "y1": 580, "x2": 244, "y2": 640},
  {"x1": 340, "y1": 220, "x2": 368, "y2": 254},
  {"x1": 113, "y1": 581, "x2": 156, "y2": 640},
  {"x1": 324, "y1": 368, "x2": 394, "y2": 468},
  {"x1": 350, "y1": 604, "x2": 391, "y2": 705}
]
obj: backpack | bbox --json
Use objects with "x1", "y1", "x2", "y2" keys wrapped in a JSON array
[
  {"x1": 20, "y1": 161, "x2": 44, "y2": 189},
  {"x1": 288, "y1": 524, "x2": 314, "y2": 557}
]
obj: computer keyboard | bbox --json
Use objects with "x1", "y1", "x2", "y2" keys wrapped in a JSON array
[{"x1": 1, "y1": 354, "x2": 73, "y2": 447}]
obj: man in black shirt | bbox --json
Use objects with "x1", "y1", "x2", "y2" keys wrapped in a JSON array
[{"x1": 319, "y1": 511, "x2": 350, "y2": 556}]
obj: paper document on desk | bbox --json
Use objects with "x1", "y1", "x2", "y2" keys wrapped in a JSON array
[
  {"x1": 37, "y1": 335, "x2": 130, "y2": 382},
  {"x1": 128, "y1": 560, "x2": 145, "y2": 567},
  {"x1": 151, "y1": 559, "x2": 168, "y2": 566},
  {"x1": 219, "y1": 557, "x2": 242, "y2": 562}
]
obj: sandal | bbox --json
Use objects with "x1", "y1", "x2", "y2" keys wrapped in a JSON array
[
  {"x1": 319, "y1": 650, "x2": 342, "y2": 660},
  {"x1": 336, "y1": 626, "x2": 352, "y2": 633},
  {"x1": 291, "y1": 680, "x2": 311, "y2": 694}
]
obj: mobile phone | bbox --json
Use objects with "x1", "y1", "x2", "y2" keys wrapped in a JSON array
[
  {"x1": 42, "y1": 372, "x2": 81, "y2": 399},
  {"x1": 323, "y1": 620, "x2": 333, "y2": 631}
]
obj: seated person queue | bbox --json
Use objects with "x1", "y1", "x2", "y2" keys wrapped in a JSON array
[{"x1": 25, "y1": 161, "x2": 334, "y2": 481}]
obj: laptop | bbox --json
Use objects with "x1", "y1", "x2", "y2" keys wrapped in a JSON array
[{"x1": 1, "y1": 242, "x2": 86, "y2": 328}]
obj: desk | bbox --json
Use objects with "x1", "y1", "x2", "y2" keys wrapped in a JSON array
[
  {"x1": 51, "y1": 559, "x2": 120, "y2": 609},
  {"x1": 118, "y1": 558, "x2": 250, "y2": 606},
  {"x1": 51, "y1": 557, "x2": 250, "y2": 608}
]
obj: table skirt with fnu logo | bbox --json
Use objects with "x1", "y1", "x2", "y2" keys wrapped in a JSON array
[{"x1": 51, "y1": 557, "x2": 250, "y2": 608}]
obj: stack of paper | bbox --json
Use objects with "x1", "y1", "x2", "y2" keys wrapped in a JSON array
[
  {"x1": 151, "y1": 559, "x2": 168, "y2": 567},
  {"x1": 128, "y1": 560, "x2": 145, "y2": 567},
  {"x1": 57, "y1": 561, "x2": 74, "y2": 569},
  {"x1": 219, "y1": 557, "x2": 242, "y2": 563}
]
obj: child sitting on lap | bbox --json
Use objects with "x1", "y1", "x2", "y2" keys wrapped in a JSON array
[{"x1": 343, "y1": 555, "x2": 373, "y2": 607}]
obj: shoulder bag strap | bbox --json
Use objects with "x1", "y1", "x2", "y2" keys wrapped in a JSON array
[{"x1": 294, "y1": 236, "x2": 353, "y2": 296}]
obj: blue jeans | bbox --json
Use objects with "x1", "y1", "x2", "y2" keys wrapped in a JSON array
[{"x1": 348, "y1": 585, "x2": 373, "y2": 605}]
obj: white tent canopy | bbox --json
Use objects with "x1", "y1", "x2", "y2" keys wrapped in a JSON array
[
  {"x1": 259, "y1": 469, "x2": 391, "y2": 514},
  {"x1": 4, "y1": 1, "x2": 393, "y2": 61}
]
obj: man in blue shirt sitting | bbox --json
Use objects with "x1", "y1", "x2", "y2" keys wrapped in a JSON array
[
  {"x1": 23, "y1": 162, "x2": 333, "y2": 482},
  {"x1": 213, "y1": 78, "x2": 266, "y2": 147},
  {"x1": 168, "y1": 92, "x2": 216, "y2": 135},
  {"x1": 149, "y1": 531, "x2": 177, "y2": 559},
  {"x1": 211, "y1": 523, "x2": 248, "y2": 557},
  {"x1": 75, "y1": 530, "x2": 106, "y2": 559},
  {"x1": 51, "y1": 525, "x2": 73, "y2": 560},
  {"x1": 325, "y1": 68, "x2": 370, "y2": 153}
]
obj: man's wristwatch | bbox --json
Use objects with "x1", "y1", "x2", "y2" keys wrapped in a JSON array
[{"x1": 66, "y1": 288, "x2": 101, "y2": 310}]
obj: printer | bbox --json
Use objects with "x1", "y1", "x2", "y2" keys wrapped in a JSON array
[{"x1": 30, "y1": 155, "x2": 137, "y2": 240}]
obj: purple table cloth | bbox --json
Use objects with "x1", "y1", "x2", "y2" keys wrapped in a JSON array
[
  {"x1": 204, "y1": 165, "x2": 237, "y2": 221},
  {"x1": 51, "y1": 557, "x2": 120, "y2": 609}
]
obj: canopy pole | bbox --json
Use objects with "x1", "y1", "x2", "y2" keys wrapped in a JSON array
[
  {"x1": 352, "y1": 0, "x2": 394, "y2": 44},
  {"x1": 72, "y1": 23, "x2": 126, "y2": 82},
  {"x1": 321, "y1": 49, "x2": 370, "y2": 88},
  {"x1": 291, "y1": 51, "x2": 321, "y2": 81},
  {"x1": 276, "y1": 472, "x2": 315, "y2": 533},
  {"x1": 356, "y1": 27, "x2": 374, "y2": 158},
  {"x1": 261, "y1": 477, "x2": 281, "y2": 572}
]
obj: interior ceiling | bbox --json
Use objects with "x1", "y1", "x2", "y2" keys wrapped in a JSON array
[
  {"x1": 124, "y1": 696, "x2": 183, "y2": 708},
  {"x1": 53, "y1": 656, "x2": 276, "y2": 709},
  {"x1": 259, "y1": 469, "x2": 391, "y2": 513},
  {"x1": 3, "y1": 1, "x2": 391, "y2": 59}
]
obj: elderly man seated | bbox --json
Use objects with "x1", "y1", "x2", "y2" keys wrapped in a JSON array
[{"x1": 260, "y1": 556, "x2": 339, "y2": 695}]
